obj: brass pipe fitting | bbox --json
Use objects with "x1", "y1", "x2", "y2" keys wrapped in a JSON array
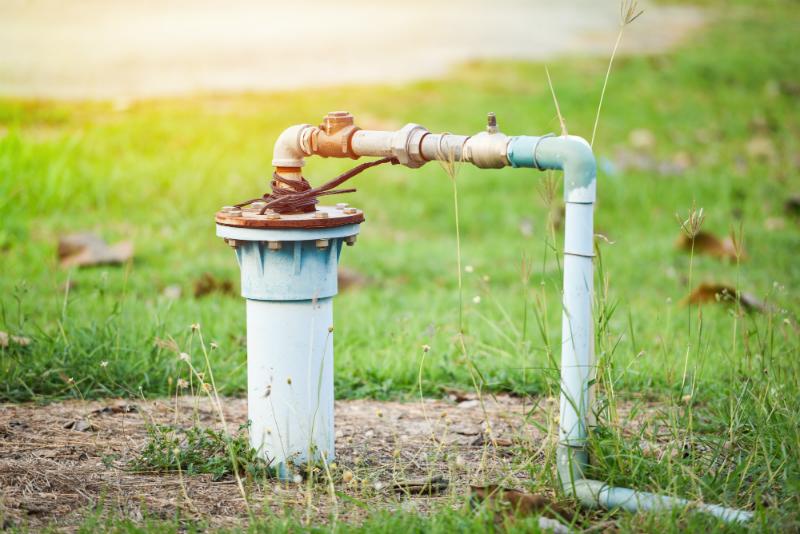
[{"x1": 311, "y1": 111, "x2": 360, "y2": 159}]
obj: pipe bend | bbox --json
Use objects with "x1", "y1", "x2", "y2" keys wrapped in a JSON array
[
  {"x1": 272, "y1": 124, "x2": 314, "y2": 168},
  {"x1": 545, "y1": 135, "x2": 596, "y2": 204},
  {"x1": 507, "y1": 134, "x2": 597, "y2": 203}
]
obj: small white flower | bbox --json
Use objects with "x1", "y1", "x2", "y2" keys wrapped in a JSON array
[
  {"x1": 179, "y1": 352, "x2": 190, "y2": 362},
  {"x1": 292, "y1": 474, "x2": 303, "y2": 484},
  {"x1": 464, "y1": 265, "x2": 474, "y2": 273},
  {"x1": 373, "y1": 481, "x2": 384, "y2": 491},
  {"x1": 472, "y1": 296, "x2": 481, "y2": 304},
  {"x1": 422, "y1": 344, "x2": 431, "y2": 353},
  {"x1": 100, "y1": 361, "x2": 109, "y2": 368},
  {"x1": 190, "y1": 323, "x2": 200, "y2": 332},
  {"x1": 177, "y1": 379, "x2": 189, "y2": 389},
  {"x1": 210, "y1": 342, "x2": 218, "y2": 350}
]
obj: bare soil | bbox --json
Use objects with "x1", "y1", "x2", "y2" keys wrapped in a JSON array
[
  {"x1": 1, "y1": 394, "x2": 658, "y2": 530},
  {"x1": 0, "y1": 394, "x2": 551, "y2": 529}
]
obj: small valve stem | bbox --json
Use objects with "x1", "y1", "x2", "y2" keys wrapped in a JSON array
[{"x1": 486, "y1": 112, "x2": 498, "y2": 134}]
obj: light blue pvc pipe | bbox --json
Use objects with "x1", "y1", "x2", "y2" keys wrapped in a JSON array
[
  {"x1": 217, "y1": 223, "x2": 360, "y2": 479},
  {"x1": 507, "y1": 134, "x2": 753, "y2": 524}
]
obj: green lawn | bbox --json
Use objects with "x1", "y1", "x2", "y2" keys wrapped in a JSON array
[{"x1": 1, "y1": 0, "x2": 799, "y2": 531}]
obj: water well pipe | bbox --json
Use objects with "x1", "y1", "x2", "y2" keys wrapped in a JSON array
[
  {"x1": 216, "y1": 222, "x2": 359, "y2": 475},
  {"x1": 250, "y1": 112, "x2": 752, "y2": 522}
]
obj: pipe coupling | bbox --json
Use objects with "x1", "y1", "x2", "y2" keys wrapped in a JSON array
[
  {"x1": 392, "y1": 123, "x2": 429, "y2": 168},
  {"x1": 463, "y1": 131, "x2": 510, "y2": 168}
]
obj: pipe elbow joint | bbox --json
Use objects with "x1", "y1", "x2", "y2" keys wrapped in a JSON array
[
  {"x1": 557, "y1": 136, "x2": 596, "y2": 204},
  {"x1": 272, "y1": 124, "x2": 314, "y2": 168},
  {"x1": 507, "y1": 134, "x2": 597, "y2": 203}
]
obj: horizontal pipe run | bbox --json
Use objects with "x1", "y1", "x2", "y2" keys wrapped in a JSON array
[
  {"x1": 419, "y1": 133, "x2": 470, "y2": 162},
  {"x1": 351, "y1": 130, "x2": 394, "y2": 158}
]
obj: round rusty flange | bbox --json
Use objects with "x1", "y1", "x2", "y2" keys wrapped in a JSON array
[{"x1": 215, "y1": 204, "x2": 364, "y2": 229}]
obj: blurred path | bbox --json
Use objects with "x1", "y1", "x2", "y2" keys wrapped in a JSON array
[{"x1": 0, "y1": 0, "x2": 704, "y2": 99}]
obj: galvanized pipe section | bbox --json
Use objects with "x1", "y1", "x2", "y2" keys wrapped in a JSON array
[
  {"x1": 350, "y1": 130, "x2": 395, "y2": 158},
  {"x1": 419, "y1": 133, "x2": 470, "y2": 163}
]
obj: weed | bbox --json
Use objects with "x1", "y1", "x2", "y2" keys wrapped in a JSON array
[{"x1": 131, "y1": 423, "x2": 274, "y2": 482}]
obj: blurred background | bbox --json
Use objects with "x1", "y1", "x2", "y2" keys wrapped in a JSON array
[
  {"x1": 0, "y1": 0, "x2": 704, "y2": 99},
  {"x1": 0, "y1": 0, "x2": 797, "y2": 406}
]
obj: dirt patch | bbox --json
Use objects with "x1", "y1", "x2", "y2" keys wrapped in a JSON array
[{"x1": 0, "y1": 395, "x2": 653, "y2": 529}]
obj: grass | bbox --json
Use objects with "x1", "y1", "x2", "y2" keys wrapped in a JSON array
[{"x1": 1, "y1": 0, "x2": 799, "y2": 530}]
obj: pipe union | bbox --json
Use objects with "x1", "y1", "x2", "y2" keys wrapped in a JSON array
[
  {"x1": 463, "y1": 132, "x2": 509, "y2": 168},
  {"x1": 391, "y1": 123, "x2": 429, "y2": 168}
]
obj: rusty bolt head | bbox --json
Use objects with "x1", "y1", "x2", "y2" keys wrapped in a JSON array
[
  {"x1": 316, "y1": 239, "x2": 330, "y2": 249},
  {"x1": 313, "y1": 211, "x2": 329, "y2": 219},
  {"x1": 224, "y1": 238, "x2": 240, "y2": 248},
  {"x1": 344, "y1": 208, "x2": 358, "y2": 214},
  {"x1": 336, "y1": 202, "x2": 349, "y2": 209},
  {"x1": 345, "y1": 235, "x2": 357, "y2": 246},
  {"x1": 267, "y1": 241, "x2": 282, "y2": 251},
  {"x1": 265, "y1": 212, "x2": 281, "y2": 220}
]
